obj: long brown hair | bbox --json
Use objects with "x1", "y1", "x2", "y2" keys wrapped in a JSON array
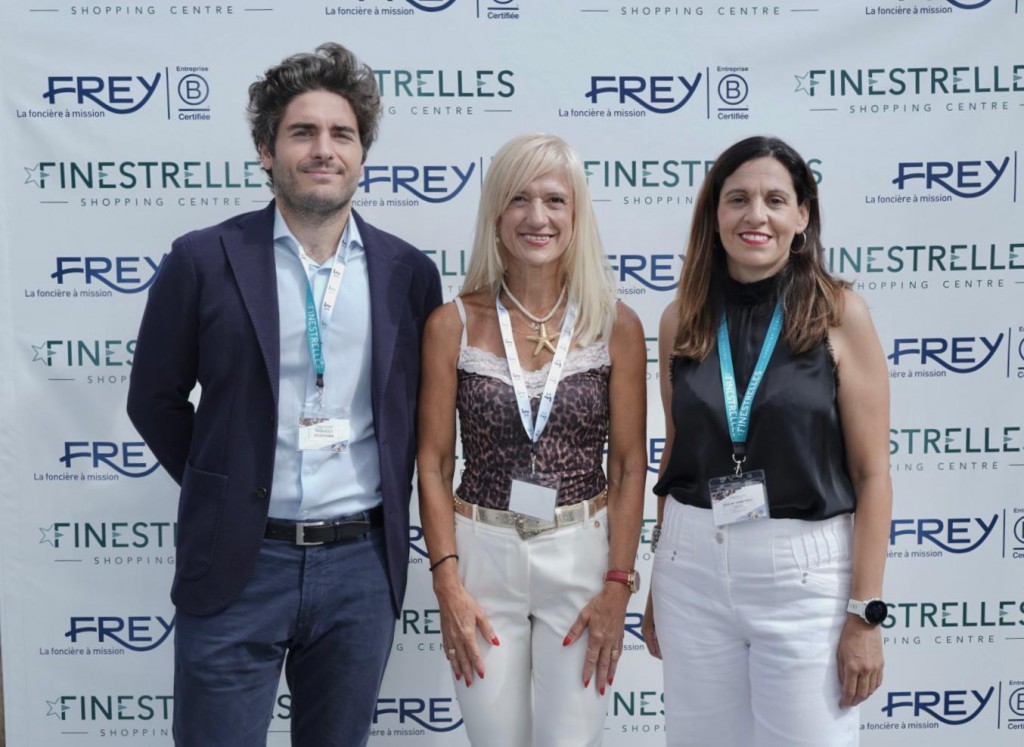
[{"x1": 673, "y1": 136, "x2": 848, "y2": 359}]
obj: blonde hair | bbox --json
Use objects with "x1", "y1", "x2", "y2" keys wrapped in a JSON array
[{"x1": 462, "y1": 133, "x2": 616, "y2": 345}]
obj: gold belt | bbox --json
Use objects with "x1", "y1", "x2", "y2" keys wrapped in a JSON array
[{"x1": 453, "y1": 491, "x2": 608, "y2": 540}]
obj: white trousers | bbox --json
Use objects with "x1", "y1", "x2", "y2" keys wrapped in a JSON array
[
  {"x1": 652, "y1": 501, "x2": 859, "y2": 747},
  {"x1": 453, "y1": 506, "x2": 611, "y2": 747}
]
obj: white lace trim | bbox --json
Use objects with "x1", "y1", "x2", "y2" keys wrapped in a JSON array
[{"x1": 458, "y1": 342, "x2": 610, "y2": 397}]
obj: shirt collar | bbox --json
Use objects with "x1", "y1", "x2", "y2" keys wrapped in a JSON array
[{"x1": 272, "y1": 206, "x2": 363, "y2": 265}]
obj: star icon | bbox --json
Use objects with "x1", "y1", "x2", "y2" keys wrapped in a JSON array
[
  {"x1": 793, "y1": 72, "x2": 819, "y2": 96},
  {"x1": 39, "y1": 525, "x2": 62, "y2": 546},
  {"x1": 24, "y1": 163, "x2": 49, "y2": 188},
  {"x1": 46, "y1": 698, "x2": 70, "y2": 719},
  {"x1": 31, "y1": 343, "x2": 56, "y2": 365}
]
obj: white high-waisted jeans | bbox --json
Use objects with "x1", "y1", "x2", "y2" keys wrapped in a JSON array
[
  {"x1": 652, "y1": 500, "x2": 859, "y2": 747},
  {"x1": 453, "y1": 505, "x2": 610, "y2": 746}
]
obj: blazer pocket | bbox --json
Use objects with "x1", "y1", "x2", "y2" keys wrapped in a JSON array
[{"x1": 176, "y1": 461, "x2": 228, "y2": 581}]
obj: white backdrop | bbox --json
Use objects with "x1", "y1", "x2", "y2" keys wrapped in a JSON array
[{"x1": 2, "y1": 0, "x2": 1023, "y2": 744}]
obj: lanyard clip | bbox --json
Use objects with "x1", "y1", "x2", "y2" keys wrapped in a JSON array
[
  {"x1": 530, "y1": 450, "x2": 538, "y2": 476},
  {"x1": 732, "y1": 454, "x2": 746, "y2": 477}
]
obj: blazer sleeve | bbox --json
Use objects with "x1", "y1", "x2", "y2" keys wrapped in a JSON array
[{"x1": 127, "y1": 234, "x2": 201, "y2": 485}]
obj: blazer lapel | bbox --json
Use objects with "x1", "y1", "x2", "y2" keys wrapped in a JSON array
[
  {"x1": 223, "y1": 202, "x2": 281, "y2": 406},
  {"x1": 359, "y1": 212, "x2": 412, "y2": 416}
]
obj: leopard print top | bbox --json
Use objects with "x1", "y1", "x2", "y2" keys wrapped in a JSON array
[{"x1": 454, "y1": 340, "x2": 611, "y2": 510}]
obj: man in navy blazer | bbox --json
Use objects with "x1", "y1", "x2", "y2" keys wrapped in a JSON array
[{"x1": 127, "y1": 43, "x2": 442, "y2": 746}]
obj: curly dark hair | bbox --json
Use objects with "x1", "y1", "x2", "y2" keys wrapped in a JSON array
[{"x1": 247, "y1": 42, "x2": 381, "y2": 185}]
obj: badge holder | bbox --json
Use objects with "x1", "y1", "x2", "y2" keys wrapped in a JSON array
[
  {"x1": 298, "y1": 396, "x2": 350, "y2": 454},
  {"x1": 508, "y1": 464, "x2": 560, "y2": 540},
  {"x1": 708, "y1": 469, "x2": 770, "y2": 527}
]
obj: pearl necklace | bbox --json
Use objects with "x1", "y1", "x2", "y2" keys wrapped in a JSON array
[{"x1": 500, "y1": 281, "x2": 567, "y2": 356}]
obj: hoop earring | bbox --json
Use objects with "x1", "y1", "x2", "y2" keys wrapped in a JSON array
[{"x1": 791, "y1": 231, "x2": 807, "y2": 254}]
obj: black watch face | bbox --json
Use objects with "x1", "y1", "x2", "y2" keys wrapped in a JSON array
[{"x1": 864, "y1": 600, "x2": 888, "y2": 625}]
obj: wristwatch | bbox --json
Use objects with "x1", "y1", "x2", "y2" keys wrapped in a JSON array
[
  {"x1": 605, "y1": 569, "x2": 641, "y2": 594},
  {"x1": 847, "y1": 598, "x2": 889, "y2": 625}
]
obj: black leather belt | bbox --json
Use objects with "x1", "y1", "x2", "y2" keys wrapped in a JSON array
[{"x1": 264, "y1": 505, "x2": 384, "y2": 546}]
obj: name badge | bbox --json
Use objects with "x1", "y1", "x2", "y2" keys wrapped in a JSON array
[
  {"x1": 509, "y1": 475, "x2": 559, "y2": 521},
  {"x1": 298, "y1": 417, "x2": 350, "y2": 452},
  {"x1": 709, "y1": 469, "x2": 770, "y2": 527}
]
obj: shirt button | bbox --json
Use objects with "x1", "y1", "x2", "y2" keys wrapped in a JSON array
[
  {"x1": 715, "y1": 532, "x2": 724, "y2": 544},
  {"x1": 254, "y1": 487, "x2": 269, "y2": 499}
]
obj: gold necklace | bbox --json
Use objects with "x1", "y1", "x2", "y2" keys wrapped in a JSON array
[{"x1": 501, "y1": 281, "x2": 567, "y2": 356}]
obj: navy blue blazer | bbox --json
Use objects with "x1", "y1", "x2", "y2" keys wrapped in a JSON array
[{"x1": 127, "y1": 202, "x2": 442, "y2": 616}]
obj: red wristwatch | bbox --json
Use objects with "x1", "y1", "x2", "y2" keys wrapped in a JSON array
[{"x1": 604, "y1": 569, "x2": 641, "y2": 594}]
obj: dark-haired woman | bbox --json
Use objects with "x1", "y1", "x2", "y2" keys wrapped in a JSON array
[{"x1": 643, "y1": 136, "x2": 892, "y2": 746}]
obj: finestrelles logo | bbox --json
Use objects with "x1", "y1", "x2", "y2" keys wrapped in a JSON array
[
  {"x1": 793, "y1": 63, "x2": 1024, "y2": 117},
  {"x1": 888, "y1": 423, "x2": 1022, "y2": 473},
  {"x1": 40, "y1": 521, "x2": 176, "y2": 551},
  {"x1": 24, "y1": 66, "x2": 213, "y2": 121},
  {"x1": 45, "y1": 692, "x2": 172, "y2": 736},
  {"x1": 373, "y1": 67, "x2": 515, "y2": 118},
  {"x1": 826, "y1": 239, "x2": 1024, "y2": 297},
  {"x1": 25, "y1": 160, "x2": 264, "y2": 191},
  {"x1": 30, "y1": 338, "x2": 135, "y2": 386}
]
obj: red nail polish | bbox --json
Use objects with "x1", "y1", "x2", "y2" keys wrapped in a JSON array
[
  {"x1": 609, "y1": 677, "x2": 614, "y2": 686},
  {"x1": 563, "y1": 635, "x2": 572, "y2": 647},
  {"x1": 455, "y1": 673, "x2": 461, "y2": 681},
  {"x1": 600, "y1": 686, "x2": 606, "y2": 696},
  {"x1": 584, "y1": 678, "x2": 590, "y2": 688},
  {"x1": 491, "y1": 636, "x2": 500, "y2": 646},
  {"x1": 478, "y1": 671, "x2": 485, "y2": 680}
]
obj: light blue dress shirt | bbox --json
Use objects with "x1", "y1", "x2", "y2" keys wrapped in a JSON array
[{"x1": 269, "y1": 209, "x2": 382, "y2": 520}]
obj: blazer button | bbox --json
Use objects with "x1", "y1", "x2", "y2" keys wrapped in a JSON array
[
  {"x1": 268, "y1": 415, "x2": 275, "y2": 425},
  {"x1": 255, "y1": 487, "x2": 269, "y2": 499}
]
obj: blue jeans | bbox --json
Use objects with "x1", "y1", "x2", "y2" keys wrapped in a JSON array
[{"x1": 173, "y1": 527, "x2": 395, "y2": 746}]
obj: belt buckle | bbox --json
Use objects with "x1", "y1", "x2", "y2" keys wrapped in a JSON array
[
  {"x1": 514, "y1": 513, "x2": 548, "y2": 541},
  {"x1": 295, "y1": 521, "x2": 326, "y2": 546}
]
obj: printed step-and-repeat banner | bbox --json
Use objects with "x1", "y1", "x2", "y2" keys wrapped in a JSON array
[{"x1": 1, "y1": 0, "x2": 1022, "y2": 744}]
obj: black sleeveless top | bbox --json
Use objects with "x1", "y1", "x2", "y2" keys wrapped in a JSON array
[{"x1": 653, "y1": 273, "x2": 857, "y2": 520}]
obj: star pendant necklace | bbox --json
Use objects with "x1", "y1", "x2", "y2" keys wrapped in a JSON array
[{"x1": 501, "y1": 280, "x2": 567, "y2": 356}]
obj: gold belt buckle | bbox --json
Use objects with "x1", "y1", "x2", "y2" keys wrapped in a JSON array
[{"x1": 514, "y1": 513, "x2": 549, "y2": 540}]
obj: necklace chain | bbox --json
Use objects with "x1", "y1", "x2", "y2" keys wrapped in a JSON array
[{"x1": 500, "y1": 281, "x2": 566, "y2": 327}]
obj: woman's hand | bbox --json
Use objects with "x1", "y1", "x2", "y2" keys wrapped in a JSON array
[
  {"x1": 836, "y1": 616, "x2": 884, "y2": 707},
  {"x1": 435, "y1": 577, "x2": 499, "y2": 687},
  {"x1": 564, "y1": 583, "x2": 631, "y2": 694},
  {"x1": 641, "y1": 591, "x2": 661, "y2": 659}
]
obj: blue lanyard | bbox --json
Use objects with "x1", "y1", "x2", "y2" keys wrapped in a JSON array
[
  {"x1": 304, "y1": 283, "x2": 326, "y2": 389},
  {"x1": 301, "y1": 236, "x2": 348, "y2": 391},
  {"x1": 717, "y1": 300, "x2": 783, "y2": 472}
]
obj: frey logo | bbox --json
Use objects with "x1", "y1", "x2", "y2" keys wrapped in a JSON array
[
  {"x1": 586, "y1": 74, "x2": 703, "y2": 114},
  {"x1": 881, "y1": 687, "x2": 995, "y2": 726},
  {"x1": 43, "y1": 73, "x2": 162, "y2": 114},
  {"x1": 51, "y1": 255, "x2": 166, "y2": 295},
  {"x1": 64, "y1": 615, "x2": 174, "y2": 653},
  {"x1": 889, "y1": 515, "x2": 999, "y2": 554},
  {"x1": 359, "y1": 163, "x2": 476, "y2": 204},
  {"x1": 59, "y1": 441, "x2": 160, "y2": 478},
  {"x1": 892, "y1": 156, "x2": 1013, "y2": 200},
  {"x1": 887, "y1": 333, "x2": 1005, "y2": 374}
]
